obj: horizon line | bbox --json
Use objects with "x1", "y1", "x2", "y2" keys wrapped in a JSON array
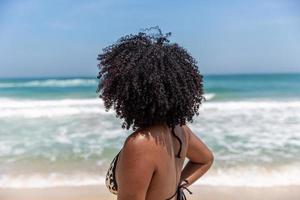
[{"x1": 0, "y1": 71, "x2": 300, "y2": 79}]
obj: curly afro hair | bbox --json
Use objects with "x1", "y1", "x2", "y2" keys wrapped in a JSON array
[{"x1": 96, "y1": 27, "x2": 205, "y2": 131}]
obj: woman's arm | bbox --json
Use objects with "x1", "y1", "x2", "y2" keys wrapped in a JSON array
[
  {"x1": 117, "y1": 133, "x2": 157, "y2": 200},
  {"x1": 179, "y1": 125, "x2": 214, "y2": 187}
]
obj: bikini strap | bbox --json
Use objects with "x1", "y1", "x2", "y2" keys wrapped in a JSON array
[
  {"x1": 111, "y1": 149, "x2": 122, "y2": 190},
  {"x1": 171, "y1": 126, "x2": 182, "y2": 158}
]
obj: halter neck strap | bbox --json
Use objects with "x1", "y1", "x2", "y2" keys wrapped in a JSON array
[{"x1": 171, "y1": 126, "x2": 182, "y2": 158}]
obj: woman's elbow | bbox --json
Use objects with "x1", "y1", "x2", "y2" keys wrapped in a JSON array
[
  {"x1": 206, "y1": 150, "x2": 214, "y2": 165},
  {"x1": 191, "y1": 150, "x2": 214, "y2": 166}
]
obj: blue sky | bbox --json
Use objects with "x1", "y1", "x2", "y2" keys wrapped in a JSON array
[{"x1": 0, "y1": 0, "x2": 300, "y2": 77}]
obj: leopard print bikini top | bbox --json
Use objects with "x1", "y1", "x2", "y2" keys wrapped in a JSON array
[{"x1": 105, "y1": 127, "x2": 193, "y2": 200}]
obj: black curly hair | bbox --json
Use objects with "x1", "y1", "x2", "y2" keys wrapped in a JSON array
[{"x1": 96, "y1": 26, "x2": 205, "y2": 131}]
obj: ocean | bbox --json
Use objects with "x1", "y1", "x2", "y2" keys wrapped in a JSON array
[{"x1": 0, "y1": 73, "x2": 300, "y2": 188}]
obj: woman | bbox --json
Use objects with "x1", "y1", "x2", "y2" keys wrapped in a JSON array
[{"x1": 97, "y1": 27, "x2": 214, "y2": 200}]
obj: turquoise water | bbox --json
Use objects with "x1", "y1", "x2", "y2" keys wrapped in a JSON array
[
  {"x1": 0, "y1": 73, "x2": 300, "y2": 188},
  {"x1": 0, "y1": 74, "x2": 300, "y2": 100},
  {"x1": 205, "y1": 73, "x2": 300, "y2": 100}
]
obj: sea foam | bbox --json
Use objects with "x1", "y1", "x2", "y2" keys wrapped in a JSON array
[
  {"x1": 1, "y1": 164, "x2": 300, "y2": 188},
  {"x1": 1, "y1": 97, "x2": 300, "y2": 189},
  {"x1": 1, "y1": 98, "x2": 300, "y2": 118},
  {"x1": 0, "y1": 79, "x2": 98, "y2": 88}
]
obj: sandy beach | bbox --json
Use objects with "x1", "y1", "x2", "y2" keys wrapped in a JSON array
[{"x1": 1, "y1": 185, "x2": 300, "y2": 200}]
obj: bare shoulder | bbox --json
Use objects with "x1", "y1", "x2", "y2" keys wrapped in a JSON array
[
  {"x1": 120, "y1": 130, "x2": 160, "y2": 167},
  {"x1": 182, "y1": 124, "x2": 214, "y2": 164},
  {"x1": 123, "y1": 130, "x2": 158, "y2": 152}
]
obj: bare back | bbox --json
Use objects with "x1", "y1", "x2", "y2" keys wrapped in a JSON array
[
  {"x1": 115, "y1": 123, "x2": 213, "y2": 200},
  {"x1": 115, "y1": 123, "x2": 188, "y2": 200}
]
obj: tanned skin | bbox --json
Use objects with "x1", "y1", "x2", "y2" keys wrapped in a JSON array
[{"x1": 115, "y1": 122, "x2": 214, "y2": 200}]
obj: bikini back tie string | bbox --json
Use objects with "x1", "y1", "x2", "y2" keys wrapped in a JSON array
[{"x1": 165, "y1": 180, "x2": 193, "y2": 200}]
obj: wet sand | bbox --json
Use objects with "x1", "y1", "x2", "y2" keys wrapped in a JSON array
[{"x1": 1, "y1": 185, "x2": 300, "y2": 200}]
